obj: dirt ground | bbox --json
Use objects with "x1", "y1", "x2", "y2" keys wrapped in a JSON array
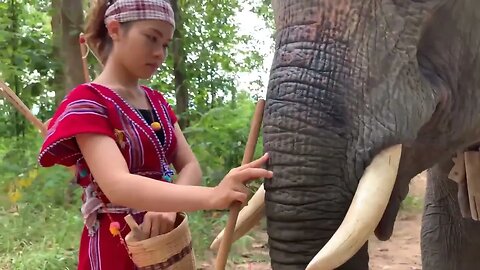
[
  {"x1": 368, "y1": 173, "x2": 425, "y2": 270},
  {"x1": 202, "y1": 173, "x2": 427, "y2": 270}
]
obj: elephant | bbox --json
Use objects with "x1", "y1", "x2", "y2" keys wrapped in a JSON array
[{"x1": 211, "y1": 0, "x2": 480, "y2": 269}]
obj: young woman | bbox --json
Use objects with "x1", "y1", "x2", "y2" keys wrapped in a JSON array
[{"x1": 38, "y1": 0, "x2": 273, "y2": 269}]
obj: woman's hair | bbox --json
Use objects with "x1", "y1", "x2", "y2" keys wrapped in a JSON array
[
  {"x1": 84, "y1": 0, "x2": 172, "y2": 64},
  {"x1": 84, "y1": 0, "x2": 111, "y2": 64}
]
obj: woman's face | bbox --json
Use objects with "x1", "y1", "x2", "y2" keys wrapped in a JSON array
[{"x1": 110, "y1": 19, "x2": 174, "y2": 80}]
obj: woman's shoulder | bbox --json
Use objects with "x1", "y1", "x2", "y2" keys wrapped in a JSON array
[
  {"x1": 57, "y1": 83, "x2": 118, "y2": 111},
  {"x1": 61, "y1": 83, "x2": 104, "y2": 103}
]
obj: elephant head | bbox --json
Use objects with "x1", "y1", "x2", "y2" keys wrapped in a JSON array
[
  {"x1": 211, "y1": 0, "x2": 480, "y2": 269},
  {"x1": 259, "y1": 0, "x2": 480, "y2": 269}
]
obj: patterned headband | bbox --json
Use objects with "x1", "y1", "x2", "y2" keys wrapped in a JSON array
[{"x1": 104, "y1": 0, "x2": 175, "y2": 28}]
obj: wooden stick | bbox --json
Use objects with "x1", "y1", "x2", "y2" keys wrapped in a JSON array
[
  {"x1": 0, "y1": 34, "x2": 92, "y2": 135},
  {"x1": 0, "y1": 80, "x2": 47, "y2": 135},
  {"x1": 215, "y1": 99, "x2": 265, "y2": 270},
  {"x1": 124, "y1": 214, "x2": 148, "y2": 241},
  {"x1": 0, "y1": 34, "x2": 95, "y2": 135},
  {"x1": 0, "y1": 81, "x2": 76, "y2": 174},
  {"x1": 0, "y1": 33, "x2": 95, "y2": 172},
  {"x1": 209, "y1": 184, "x2": 265, "y2": 251}
]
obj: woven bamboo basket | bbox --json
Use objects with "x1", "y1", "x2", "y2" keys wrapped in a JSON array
[{"x1": 124, "y1": 212, "x2": 196, "y2": 270}]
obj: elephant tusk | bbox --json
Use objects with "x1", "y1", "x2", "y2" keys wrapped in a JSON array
[
  {"x1": 210, "y1": 184, "x2": 266, "y2": 251},
  {"x1": 306, "y1": 144, "x2": 402, "y2": 270}
]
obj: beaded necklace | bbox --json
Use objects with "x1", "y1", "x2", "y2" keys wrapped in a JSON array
[
  {"x1": 116, "y1": 86, "x2": 174, "y2": 182},
  {"x1": 134, "y1": 106, "x2": 174, "y2": 182},
  {"x1": 136, "y1": 108, "x2": 162, "y2": 132},
  {"x1": 143, "y1": 108, "x2": 162, "y2": 131}
]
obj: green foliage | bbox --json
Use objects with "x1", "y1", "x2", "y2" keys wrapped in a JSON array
[
  {"x1": 400, "y1": 195, "x2": 423, "y2": 213},
  {"x1": 0, "y1": 131, "x2": 75, "y2": 205},
  {"x1": 188, "y1": 210, "x2": 228, "y2": 260},
  {"x1": 249, "y1": 0, "x2": 275, "y2": 35},
  {"x1": 0, "y1": 0, "x2": 57, "y2": 137},
  {"x1": 0, "y1": 133, "x2": 80, "y2": 269},
  {"x1": 151, "y1": 0, "x2": 268, "y2": 120},
  {"x1": 0, "y1": 0, "x2": 273, "y2": 268},
  {"x1": 0, "y1": 204, "x2": 81, "y2": 270},
  {"x1": 183, "y1": 92, "x2": 264, "y2": 187},
  {"x1": 0, "y1": 134, "x2": 40, "y2": 205}
]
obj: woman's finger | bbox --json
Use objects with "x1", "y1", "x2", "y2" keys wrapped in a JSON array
[
  {"x1": 236, "y1": 153, "x2": 269, "y2": 171},
  {"x1": 165, "y1": 218, "x2": 174, "y2": 234},
  {"x1": 141, "y1": 215, "x2": 153, "y2": 238},
  {"x1": 151, "y1": 217, "x2": 161, "y2": 237},
  {"x1": 234, "y1": 183, "x2": 251, "y2": 196},
  {"x1": 233, "y1": 167, "x2": 273, "y2": 184},
  {"x1": 233, "y1": 191, "x2": 248, "y2": 205}
]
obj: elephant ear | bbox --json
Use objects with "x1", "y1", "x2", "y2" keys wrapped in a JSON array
[{"x1": 416, "y1": 0, "x2": 480, "y2": 88}]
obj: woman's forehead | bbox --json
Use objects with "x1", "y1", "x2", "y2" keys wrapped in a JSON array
[{"x1": 134, "y1": 20, "x2": 174, "y2": 36}]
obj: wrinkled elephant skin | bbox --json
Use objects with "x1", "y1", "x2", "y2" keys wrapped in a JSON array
[{"x1": 263, "y1": 1, "x2": 480, "y2": 269}]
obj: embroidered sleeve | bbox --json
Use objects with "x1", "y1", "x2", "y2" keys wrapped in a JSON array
[{"x1": 38, "y1": 84, "x2": 115, "y2": 167}]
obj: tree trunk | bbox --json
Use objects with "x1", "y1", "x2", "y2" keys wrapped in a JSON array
[
  {"x1": 50, "y1": 0, "x2": 85, "y2": 205},
  {"x1": 8, "y1": 0, "x2": 22, "y2": 136},
  {"x1": 51, "y1": 0, "x2": 85, "y2": 105},
  {"x1": 51, "y1": 0, "x2": 65, "y2": 106},
  {"x1": 171, "y1": 0, "x2": 189, "y2": 129}
]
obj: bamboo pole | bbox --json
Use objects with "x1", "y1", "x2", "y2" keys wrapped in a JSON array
[
  {"x1": 215, "y1": 99, "x2": 265, "y2": 270},
  {"x1": 0, "y1": 80, "x2": 47, "y2": 136},
  {"x1": 0, "y1": 32, "x2": 94, "y2": 136},
  {"x1": 0, "y1": 32, "x2": 98, "y2": 175}
]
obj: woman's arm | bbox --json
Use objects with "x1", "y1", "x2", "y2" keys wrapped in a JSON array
[
  {"x1": 171, "y1": 123, "x2": 202, "y2": 186},
  {"x1": 77, "y1": 133, "x2": 212, "y2": 212},
  {"x1": 76, "y1": 133, "x2": 272, "y2": 213}
]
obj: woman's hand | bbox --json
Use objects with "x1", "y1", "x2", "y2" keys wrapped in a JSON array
[
  {"x1": 141, "y1": 211, "x2": 177, "y2": 237},
  {"x1": 210, "y1": 153, "x2": 273, "y2": 210}
]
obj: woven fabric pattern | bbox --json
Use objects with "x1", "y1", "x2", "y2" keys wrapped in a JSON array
[
  {"x1": 136, "y1": 242, "x2": 192, "y2": 270},
  {"x1": 105, "y1": 0, "x2": 175, "y2": 27}
]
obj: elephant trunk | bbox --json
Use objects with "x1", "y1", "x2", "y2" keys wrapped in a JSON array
[
  {"x1": 263, "y1": 128, "x2": 357, "y2": 269},
  {"x1": 263, "y1": 108, "x2": 401, "y2": 270}
]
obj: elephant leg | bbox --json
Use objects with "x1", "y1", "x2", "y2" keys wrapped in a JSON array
[{"x1": 421, "y1": 157, "x2": 480, "y2": 270}]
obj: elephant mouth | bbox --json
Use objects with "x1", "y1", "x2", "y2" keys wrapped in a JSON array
[{"x1": 211, "y1": 144, "x2": 402, "y2": 269}]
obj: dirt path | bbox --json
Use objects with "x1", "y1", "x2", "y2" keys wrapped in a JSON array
[
  {"x1": 368, "y1": 173, "x2": 425, "y2": 270},
  {"x1": 202, "y1": 173, "x2": 427, "y2": 270},
  {"x1": 368, "y1": 213, "x2": 422, "y2": 270}
]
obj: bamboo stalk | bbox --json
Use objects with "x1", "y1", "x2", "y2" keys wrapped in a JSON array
[
  {"x1": 0, "y1": 34, "x2": 95, "y2": 136},
  {"x1": 215, "y1": 99, "x2": 265, "y2": 270},
  {"x1": 0, "y1": 80, "x2": 46, "y2": 135}
]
